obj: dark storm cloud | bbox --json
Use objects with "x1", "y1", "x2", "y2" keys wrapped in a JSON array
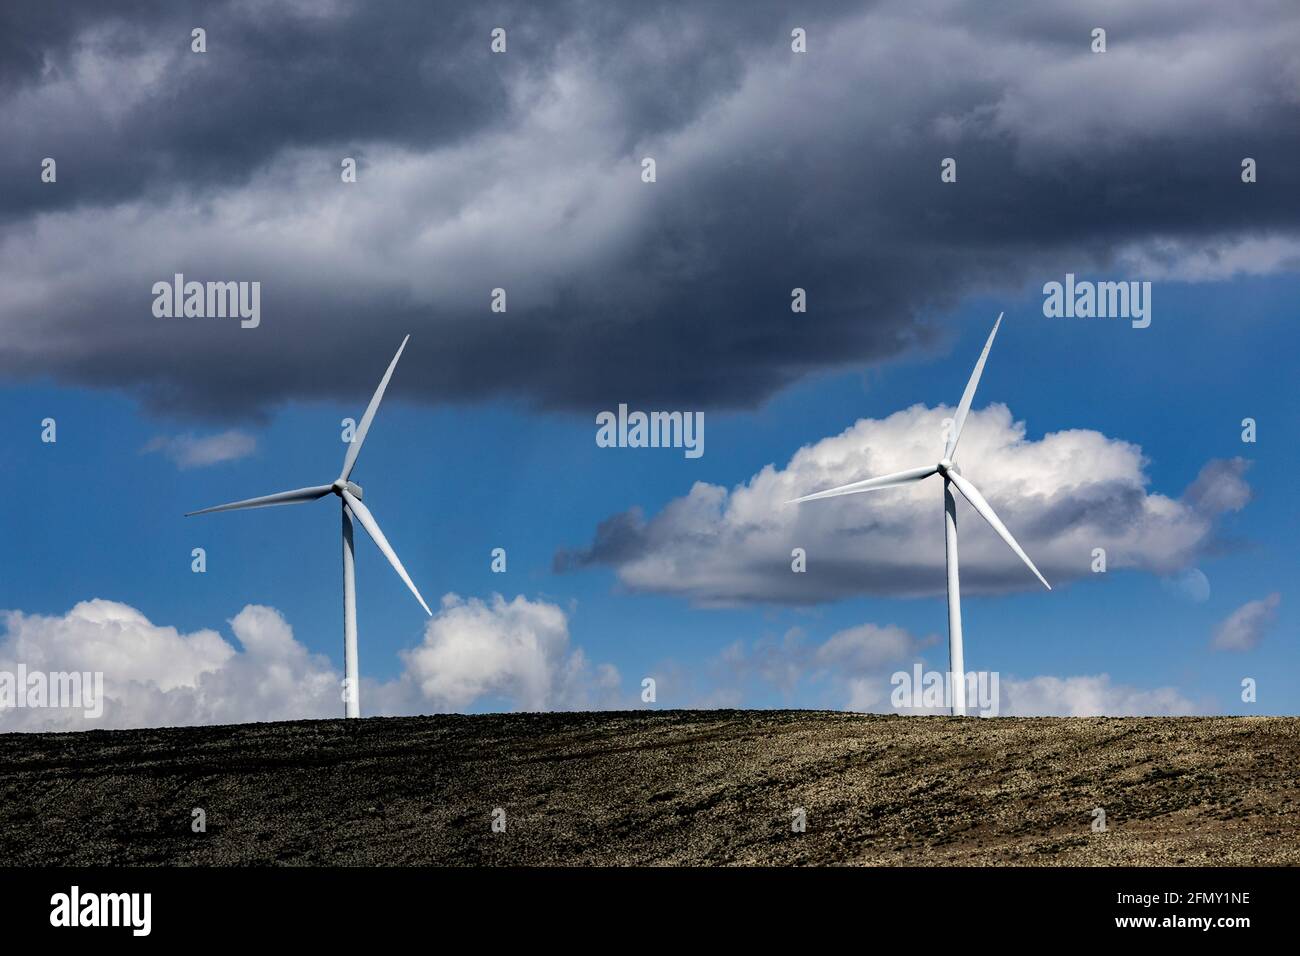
[
  {"x1": 2, "y1": 0, "x2": 1299, "y2": 418},
  {"x1": 0, "y1": 1, "x2": 521, "y2": 216}
]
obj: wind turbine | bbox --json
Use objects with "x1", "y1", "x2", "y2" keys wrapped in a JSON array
[
  {"x1": 789, "y1": 314, "x2": 1050, "y2": 716},
  {"x1": 186, "y1": 335, "x2": 431, "y2": 718}
]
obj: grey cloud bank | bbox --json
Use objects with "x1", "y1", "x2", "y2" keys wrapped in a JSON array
[{"x1": 2, "y1": 0, "x2": 1299, "y2": 418}]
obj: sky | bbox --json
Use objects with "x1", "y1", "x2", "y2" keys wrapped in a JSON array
[{"x1": 1, "y1": 0, "x2": 1296, "y2": 729}]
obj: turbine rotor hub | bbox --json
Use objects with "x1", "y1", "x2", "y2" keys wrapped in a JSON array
[{"x1": 331, "y1": 479, "x2": 364, "y2": 499}]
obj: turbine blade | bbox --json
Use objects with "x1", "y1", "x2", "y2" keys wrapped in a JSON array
[
  {"x1": 946, "y1": 470, "x2": 1051, "y2": 590},
  {"x1": 340, "y1": 488, "x2": 432, "y2": 615},
  {"x1": 945, "y1": 313, "x2": 1002, "y2": 460},
  {"x1": 788, "y1": 464, "x2": 938, "y2": 504},
  {"x1": 339, "y1": 335, "x2": 410, "y2": 481},
  {"x1": 185, "y1": 485, "x2": 333, "y2": 517}
]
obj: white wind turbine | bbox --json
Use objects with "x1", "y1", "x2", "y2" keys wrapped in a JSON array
[
  {"x1": 789, "y1": 314, "x2": 1050, "y2": 716},
  {"x1": 186, "y1": 335, "x2": 431, "y2": 718}
]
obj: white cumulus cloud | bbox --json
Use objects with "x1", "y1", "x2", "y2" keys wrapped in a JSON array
[
  {"x1": 391, "y1": 593, "x2": 622, "y2": 713},
  {"x1": 709, "y1": 623, "x2": 1199, "y2": 717},
  {"x1": 0, "y1": 601, "x2": 338, "y2": 730},
  {"x1": 0, "y1": 594, "x2": 622, "y2": 731},
  {"x1": 559, "y1": 404, "x2": 1247, "y2": 604},
  {"x1": 998, "y1": 674, "x2": 1198, "y2": 717}
]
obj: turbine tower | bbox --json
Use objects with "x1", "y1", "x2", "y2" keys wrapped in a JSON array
[
  {"x1": 789, "y1": 314, "x2": 1050, "y2": 716},
  {"x1": 186, "y1": 335, "x2": 431, "y2": 718}
]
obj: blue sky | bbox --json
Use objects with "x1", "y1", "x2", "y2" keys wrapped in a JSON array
[
  {"x1": 3, "y1": 273, "x2": 1293, "y2": 720},
  {"x1": 2, "y1": 1, "x2": 1298, "y2": 726}
]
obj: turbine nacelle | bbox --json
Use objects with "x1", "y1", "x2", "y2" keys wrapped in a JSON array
[{"x1": 332, "y1": 479, "x2": 363, "y2": 500}]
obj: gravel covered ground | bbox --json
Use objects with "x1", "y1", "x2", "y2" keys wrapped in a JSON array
[{"x1": 0, "y1": 711, "x2": 1295, "y2": 866}]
